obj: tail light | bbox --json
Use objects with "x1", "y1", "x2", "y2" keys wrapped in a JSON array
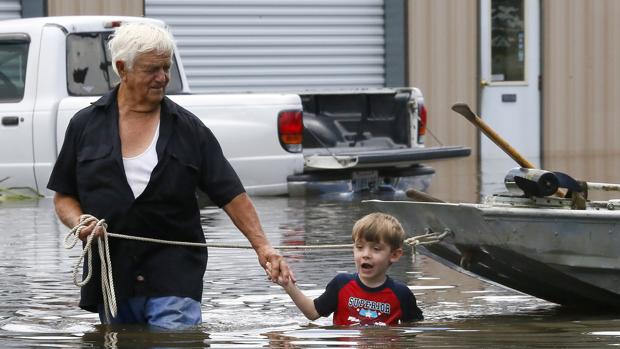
[
  {"x1": 278, "y1": 110, "x2": 303, "y2": 153},
  {"x1": 103, "y1": 20, "x2": 123, "y2": 28},
  {"x1": 417, "y1": 103, "x2": 427, "y2": 145}
]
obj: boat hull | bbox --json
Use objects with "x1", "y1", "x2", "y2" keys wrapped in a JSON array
[{"x1": 370, "y1": 200, "x2": 620, "y2": 309}]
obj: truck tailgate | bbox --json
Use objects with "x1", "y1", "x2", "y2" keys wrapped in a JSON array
[{"x1": 303, "y1": 145, "x2": 471, "y2": 171}]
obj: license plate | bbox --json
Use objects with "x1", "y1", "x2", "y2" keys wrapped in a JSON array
[{"x1": 352, "y1": 170, "x2": 379, "y2": 192}]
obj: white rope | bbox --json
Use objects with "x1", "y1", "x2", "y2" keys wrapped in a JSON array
[
  {"x1": 104, "y1": 233, "x2": 353, "y2": 250},
  {"x1": 64, "y1": 214, "x2": 117, "y2": 323},
  {"x1": 404, "y1": 229, "x2": 451, "y2": 254},
  {"x1": 64, "y1": 215, "x2": 448, "y2": 321}
]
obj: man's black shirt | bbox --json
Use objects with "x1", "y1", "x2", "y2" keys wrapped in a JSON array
[{"x1": 48, "y1": 86, "x2": 245, "y2": 312}]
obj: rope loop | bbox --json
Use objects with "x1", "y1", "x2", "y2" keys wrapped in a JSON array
[
  {"x1": 65, "y1": 214, "x2": 117, "y2": 322},
  {"x1": 404, "y1": 229, "x2": 451, "y2": 253}
]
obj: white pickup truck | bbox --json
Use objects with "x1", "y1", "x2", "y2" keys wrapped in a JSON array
[{"x1": 0, "y1": 16, "x2": 469, "y2": 198}]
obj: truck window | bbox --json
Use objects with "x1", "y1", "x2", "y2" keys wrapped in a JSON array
[
  {"x1": 0, "y1": 38, "x2": 28, "y2": 103},
  {"x1": 66, "y1": 32, "x2": 183, "y2": 96}
]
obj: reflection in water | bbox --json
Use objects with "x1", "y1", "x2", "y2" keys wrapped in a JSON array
[
  {"x1": 0, "y1": 196, "x2": 619, "y2": 348},
  {"x1": 81, "y1": 325, "x2": 211, "y2": 349}
]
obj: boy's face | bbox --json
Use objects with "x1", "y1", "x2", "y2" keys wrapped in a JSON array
[{"x1": 353, "y1": 238, "x2": 403, "y2": 286}]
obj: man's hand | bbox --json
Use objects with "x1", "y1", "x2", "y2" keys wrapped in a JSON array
[{"x1": 76, "y1": 219, "x2": 104, "y2": 241}]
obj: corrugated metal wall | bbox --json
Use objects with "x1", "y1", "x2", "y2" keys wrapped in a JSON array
[
  {"x1": 408, "y1": 0, "x2": 479, "y2": 203},
  {"x1": 0, "y1": 0, "x2": 20, "y2": 20},
  {"x1": 543, "y1": 0, "x2": 620, "y2": 199},
  {"x1": 47, "y1": 0, "x2": 143, "y2": 16},
  {"x1": 145, "y1": 0, "x2": 386, "y2": 93}
]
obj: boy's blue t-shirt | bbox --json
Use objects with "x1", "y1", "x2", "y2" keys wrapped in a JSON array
[{"x1": 313, "y1": 273, "x2": 423, "y2": 326}]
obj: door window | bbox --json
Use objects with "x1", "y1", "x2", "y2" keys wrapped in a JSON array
[
  {"x1": 0, "y1": 36, "x2": 29, "y2": 102},
  {"x1": 491, "y1": 0, "x2": 525, "y2": 82},
  {"x1": 66, "y1": 32, "x2": 183, "y2": 96}
]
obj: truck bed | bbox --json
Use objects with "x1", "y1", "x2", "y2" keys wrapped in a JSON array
[{"x1": 289, "y1": 88, "x2": 471, "y2": 195}]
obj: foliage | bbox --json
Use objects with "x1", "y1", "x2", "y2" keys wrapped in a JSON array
[{"x1": 0, "y1": 177, "x2": 43, "y2": 201}]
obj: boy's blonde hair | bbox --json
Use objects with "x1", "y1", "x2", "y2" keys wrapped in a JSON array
[{"x1": 351, "y1": 213, "x2": 405, "y2": 250}]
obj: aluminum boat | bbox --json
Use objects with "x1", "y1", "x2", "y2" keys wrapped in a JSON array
[{"x1": 369, "y1": 170, "x2": 620, "y2": 309}]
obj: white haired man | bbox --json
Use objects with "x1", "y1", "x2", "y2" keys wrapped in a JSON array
[{"x1": 48, "y1": 21, "x2": 293, "y2": 329}]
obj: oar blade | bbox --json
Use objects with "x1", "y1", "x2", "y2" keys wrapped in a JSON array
[{"x1": 451, "y1": 103, "x2": 477, "y2": 122}]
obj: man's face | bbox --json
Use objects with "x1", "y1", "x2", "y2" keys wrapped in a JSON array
[{"x1": 123, "y1": 51, "x2": 171, "y2": 105}]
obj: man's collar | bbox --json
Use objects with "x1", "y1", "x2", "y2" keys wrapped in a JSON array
[
  {"x1": 161, "y1": 95, "x2": 180, "y2": 117},
  {"x1": 91, "y1": 84, "x2": 119, "y2": 107}
]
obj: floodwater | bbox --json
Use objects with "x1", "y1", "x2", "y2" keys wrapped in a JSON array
[{"x1": 0, "y1": 195, "x2": 619, "y2": 348}]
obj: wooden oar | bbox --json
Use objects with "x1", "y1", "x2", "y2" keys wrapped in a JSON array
[
  {"x1": 451, "y1": 102, "x2": 620, "y2": 197},
  {"x1": 451, "y1": 102, "x2": 573, "y2": 199},
  {"x1": 405, "y1": 188, "x2": 445, "y2": 202},
  {"x1": 451, "y1": 103, "x2": 536, "y2": 169}
]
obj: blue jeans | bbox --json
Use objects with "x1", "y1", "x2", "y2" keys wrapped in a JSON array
[{"x1": 98, "y1": 296, "x2": 202, "y2": 330}]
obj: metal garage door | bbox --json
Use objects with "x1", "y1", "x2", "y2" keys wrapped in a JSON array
[
  {"x1": 145, "y1": 0, "x2": 385, "y2": 93},
  {"x1": 0, "y1": 0, "x2": 20, "y2": 20}
]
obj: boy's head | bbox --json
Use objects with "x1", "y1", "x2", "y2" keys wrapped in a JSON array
[{"x1": 351, "y1": 212, "x2": 405, "y2": 250}]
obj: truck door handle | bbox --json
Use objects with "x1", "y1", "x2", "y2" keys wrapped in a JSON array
[{"x1": 2, "y1": 116, "x2": 19, "y2": 126}]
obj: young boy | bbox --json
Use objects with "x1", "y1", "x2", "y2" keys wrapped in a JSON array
[{"x1": 272, "y1": 212, "x2": 423, "y2": 326}]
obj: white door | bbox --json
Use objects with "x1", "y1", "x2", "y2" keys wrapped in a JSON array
[
  {"x1": 0, "y1": 36, "x2": 35, "y2": 190},
  {"x1": 479, "y1": 0, "x2": 540, "y2": 196}
]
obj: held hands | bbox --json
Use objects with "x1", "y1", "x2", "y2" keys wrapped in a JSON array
[
  {"x1": 258, "y1": 246, "x2": 296, "y2": 286},
  {"x1": 265, "y1": 261, "x2": 296, "y2": 288}
]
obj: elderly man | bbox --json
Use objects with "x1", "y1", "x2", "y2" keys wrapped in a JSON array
[{"x1": 48, "y1": 21, "x2": 292, "y2": 329}]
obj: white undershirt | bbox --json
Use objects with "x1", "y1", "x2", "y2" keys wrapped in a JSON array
[{"x1": 123, "y1": 122, "x2": 160, "y2": 199}]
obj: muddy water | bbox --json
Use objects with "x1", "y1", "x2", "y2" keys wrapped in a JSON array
[{"x1": 0, "y1": 196, "x2": 619, "y2": 348}]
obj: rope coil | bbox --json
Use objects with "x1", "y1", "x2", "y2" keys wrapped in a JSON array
[
  {"x1": 65, "y1": 215, "x2": 449, "y2": 321},
  {"x1": 64, "y1": 214, "x2": 117, "y2": 323}
]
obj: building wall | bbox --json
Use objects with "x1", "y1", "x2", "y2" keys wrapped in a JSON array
[
  {"x1": 0, "y1": 0, "x2": 20, "y2": 20},
  {"x1": 408, "y1": 0, "x2": 479, "y2": 202},
  {"x1": 542, "y1": 0, "x2": 620, "y2": 199},
  {"x1": 47, "y1": 0, "x2": 142, "y2": 16}
]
